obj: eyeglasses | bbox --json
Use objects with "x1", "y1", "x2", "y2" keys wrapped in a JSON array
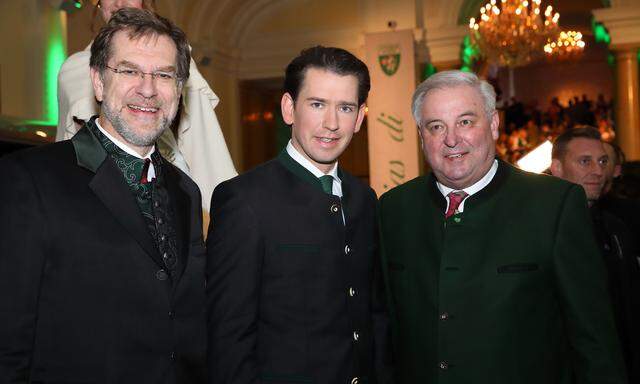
[{"x1": 105, "y1": 65, "x2": 178, "y2": 85}]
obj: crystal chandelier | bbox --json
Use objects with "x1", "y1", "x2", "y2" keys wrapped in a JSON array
[
  {"x1": 469, "y1": 0, "x2": 560, "y2": 68},
  {"x1": 544, "y1": 30, "x2": 586, "y2": 59}
]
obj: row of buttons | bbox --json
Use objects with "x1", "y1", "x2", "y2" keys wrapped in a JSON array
[
  {"x1": 154, "y1": 197, "x2": 177, "y2": 367},
  {"x1": 439, "y1": 308, "x2": 450, "y2": 370},
  {"x1": 345, "y1": 242, "x2": 360, "y2": 358},
  {"x1": 163, "y1": 251, "x2": 177, "y2": 268}
]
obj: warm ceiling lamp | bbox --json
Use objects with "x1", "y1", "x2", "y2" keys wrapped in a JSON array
[
  {"x1": 469, "y1": 0, "x2": 560, "y2": 67},
  {"x1": 544, "y1": 30, "x2": 586, "y2": 59}
]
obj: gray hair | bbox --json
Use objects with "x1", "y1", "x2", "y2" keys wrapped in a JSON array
[
  {"x1": 90, "y1": 8, "x2": 190, "y2": 84},
  {"x1": 411, "y1": 70, "x2": 496, "y2": 128}
]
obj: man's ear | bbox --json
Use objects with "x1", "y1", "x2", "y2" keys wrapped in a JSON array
[
  {"x1": 281, "y1": 93, "x2": 295, "y2": 125},
  {"x1": 490, "y1": 111, "x2": 500, "y2": 140},
  {"x1": 614, "y1": 164, "x2": 622, "y2": 178},
  {"x1": 550, "y1": 158, "x2": 563, "y2": 177},
  {"x1": 354, "y1": 104, "x2": 366, "y2": 134},
  {"x1": 417, "y1": 125, "x2": 425, "y2": 147},
  {"x1": 90, "y1": 67, "x2": 105, "y2": 102}
]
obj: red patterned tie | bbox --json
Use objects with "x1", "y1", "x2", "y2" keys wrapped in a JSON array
[
  {"x1": 140, "y1": 158, "x2": 152, "y2": 184},
  {"x1": 445, "y1": 191, "x2": 468, "y2": 219}
]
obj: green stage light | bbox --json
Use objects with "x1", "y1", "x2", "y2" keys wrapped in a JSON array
[
  {"x1": 422, "y1": 63, "x2": 437, "y2": 80},
  {"x1": 460, "y1": 35, "x2": 479, "y2": 72},
  {"x1": 44, "y1": 13, "x2": 67, "y2": 125},
  {"x1": 592, "y1": 18, "x2": 611, "y2": 45}
]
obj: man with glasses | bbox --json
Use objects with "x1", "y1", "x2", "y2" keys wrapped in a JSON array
[{"x1": 0, "y1": 9, "x2": 205, "y2": 383}]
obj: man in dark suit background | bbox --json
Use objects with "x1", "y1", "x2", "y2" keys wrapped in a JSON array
[
  {"x1": 0, "y1": 9, "x2": 206, "y2": 383},
  {"x1": 379, "y1": 70, "x2": 625, "y2": 383},
  {"x1": 551, "y1": 126, "x2": 640, "y2": 382},
  {"x1": 207, "y1": 46, "x2": 393, "y2": 384}
]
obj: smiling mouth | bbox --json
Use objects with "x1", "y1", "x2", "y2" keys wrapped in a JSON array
[
  {"x1": 128, "y1": 104, "x2": 159, "y2": 113},
  {"x1": 317, "y1": 137, "x2": 339, "y2": 143},
  {"x1": 445, "y1": 153, "x2": 465, "y2": 159}
]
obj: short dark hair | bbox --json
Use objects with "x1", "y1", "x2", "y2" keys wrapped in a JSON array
[
  {"x1": 284, "y1": 46, "x2": 370, "y2": 106},
  {"x1": 552, "y1": 126, "x2": 601, "y2": 160},
  {"x1": 90, "y1": 8, "x2": 190, "y2": 84}
]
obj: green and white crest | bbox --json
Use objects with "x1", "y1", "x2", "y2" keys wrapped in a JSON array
[{"x1": 378, "y1": 44, "x2": 401, "y2": 76}]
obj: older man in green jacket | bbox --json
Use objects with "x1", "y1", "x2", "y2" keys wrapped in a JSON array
[{"x1": 379, "y1": 70, "x2": 626, "y2": 384}]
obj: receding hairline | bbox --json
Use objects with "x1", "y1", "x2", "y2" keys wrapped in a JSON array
[
  {"x1": 412, "y1": 72, "x2": 496, "y2": 128},
  {"x1": 418, "y1": 84, "x2": 492, "y2": 118},
  {"x1": 109, "y1": 29, "x2": 178, "y2": 59}
]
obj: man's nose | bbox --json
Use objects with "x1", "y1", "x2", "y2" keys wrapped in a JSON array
[
  {"x1": 135, "y1": 73, "x2": 158, "y2": 98},
  {"x1": 323, "y1": 108, "x2": 338, "y2": 131},
  {"x1": 592, "y1": 162, "x2": 605, "y2": 177},
  {"x1": 443, "y1": 126, "x2": 459, "y2": 147}
]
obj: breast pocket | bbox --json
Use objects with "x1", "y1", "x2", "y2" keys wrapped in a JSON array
[{"x1": 497, "y1": 262, "x2": 539, "y2": 274}]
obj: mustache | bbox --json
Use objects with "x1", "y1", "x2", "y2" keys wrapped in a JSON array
[{"x1": 126, "y1": 100, "x2": 162, "y2": 109}]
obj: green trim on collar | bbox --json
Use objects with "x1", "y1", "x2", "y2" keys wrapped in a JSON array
[
  {"x1": 71, "y1": 116, "x2": 107, "y2": 173},
  {"x1": 277, "y1": 149, "x2": 325, "y2": 193}
]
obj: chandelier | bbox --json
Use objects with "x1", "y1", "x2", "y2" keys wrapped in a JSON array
[
  {"x1": 544, "y1": 31, "x2": 586, "y2": 59},
  {"x1": 469, "y1": 0, "x2": 560, "y2": 67}
]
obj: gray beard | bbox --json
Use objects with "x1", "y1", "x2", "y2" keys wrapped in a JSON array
[{"x1": 102, "y1": 102, "x2": 169, "y2": 147}]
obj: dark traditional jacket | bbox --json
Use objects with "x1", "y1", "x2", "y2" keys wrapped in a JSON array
[
  {"x1": 206, "y1": 150, "x2": 393, "y2": 384},
  {"x1": 591, "y1": 202, "x2": 640, "y2": 382},
  {"x1": 0, "y1": 119, "x2": 206, "y2": 383},
  {"x1": 379, "y1": 160, "x2": 626, "y2": 384}
]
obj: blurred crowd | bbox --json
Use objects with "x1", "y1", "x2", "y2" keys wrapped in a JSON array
[{"x1": 496, "y1": 93, "x2": 616, "y2": 163}]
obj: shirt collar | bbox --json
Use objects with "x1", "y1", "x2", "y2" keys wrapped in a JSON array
[
  {"x1": 437, "y1": 159, "x2": 498, "y2": 198},
  {"x1": 286, "y1": 140, "x2": 341, "y2": 183},
  {"x1": 95, "y1": 119, "x2": 155, "y2": 159},
  {"x1": 95, "y1": 118, "x2": 156, "y2": 180}
]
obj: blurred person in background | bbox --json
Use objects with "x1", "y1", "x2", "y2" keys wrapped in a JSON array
[{"x1": 551, "y1": 126, "x2": 640, "y2": 382}]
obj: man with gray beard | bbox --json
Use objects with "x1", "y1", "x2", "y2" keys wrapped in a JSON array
[{"x1": 0, "y1": 9, "x2": 206, "y2": 383}]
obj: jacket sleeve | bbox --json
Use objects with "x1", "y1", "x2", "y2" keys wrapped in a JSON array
[
  {"x1": 206, "y1": 181, "x2": 261, "y2": 384},
  {"x1": 0, "y1": 156, "x2": 47, "y2": 383},
  {"x1": 553, "y1": 185, "x2": 627, "y2": 384}
]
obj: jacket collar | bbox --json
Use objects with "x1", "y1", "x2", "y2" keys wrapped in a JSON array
[
  {"x1": 277, "y1": 149, "x2": 354, "y2": 224},
  {"x1": 277, "y1": 149, "x2": 325, "y2": 194},
  {"x1": 71, "y1": 116, "x2": 108, "y2": 173},
  {"x1": 427, "y1": 158, "x2": 510, "y2": 211}
]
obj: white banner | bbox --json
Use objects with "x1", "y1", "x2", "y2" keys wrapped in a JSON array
[{"x1": 365, "y1": 30, "x2": 420, "y2": 196}]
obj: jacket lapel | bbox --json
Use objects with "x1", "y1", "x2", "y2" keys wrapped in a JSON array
[
  {"x1": 72, "y1": 121, "x2": 164, "y2": 268},
  {"x1": 89, "y1": 161, "x2": 164, "y2": 267}
]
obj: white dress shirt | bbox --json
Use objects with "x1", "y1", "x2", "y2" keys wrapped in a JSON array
[{"x1": 436, "y1": 159, "x2": 498, "y2": 213}]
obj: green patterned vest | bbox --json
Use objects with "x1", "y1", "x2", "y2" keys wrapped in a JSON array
[{"x1": 87, "y1": 120, "x2": 181, "y2": 281}]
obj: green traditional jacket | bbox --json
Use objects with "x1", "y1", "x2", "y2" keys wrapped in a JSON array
[{"x1": 379, "y1": 160, "x2": 626, "y2": 384}]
